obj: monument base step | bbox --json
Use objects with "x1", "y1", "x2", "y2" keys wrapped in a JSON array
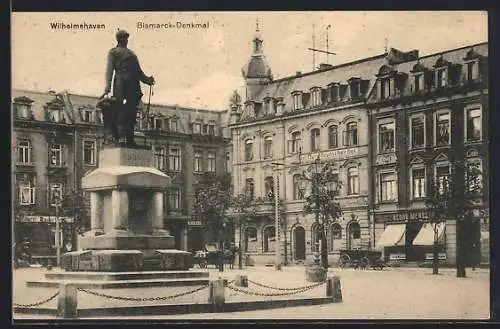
[
  {"x1": 61, "y1": 249, "x2": 194, "y2": 272},
  {"x1": 26, "y1": 277, "x2": 215, "y2": 289},
  {"x1": 44, "y1": 270, "x2": 209, "y2": 281}
]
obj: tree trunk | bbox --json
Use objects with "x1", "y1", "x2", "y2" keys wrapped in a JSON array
[
  {"x1": 219, "y1": 240, "x2": 224, "y2": 272},
  {"x1": 432, "y1": 226, "x2": 439, "y2": 275},
  {"x1": 321, "y1": 234, "x2": 328, "y2": 269},
  {"x1": 238, "y1": 223, "x2": 243, "y2": 269},
  {"x1": 456, "y1": 220, "x2": 466, "y2": 278}
]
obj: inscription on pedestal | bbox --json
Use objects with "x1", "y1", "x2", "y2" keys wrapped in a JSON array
[{"x1": 99, "y1": 148, "x2": 154, "y2": 168}]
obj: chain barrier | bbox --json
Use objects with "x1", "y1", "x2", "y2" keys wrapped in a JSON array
[
  {"x1": 247, "y1": 278, "x2": 326, "y2": 291},
  {"x1": 77, "y1": 284, "x2": 209, "y2": 302},
  {"x1": 226, "y1": 280, "x2": 325, "y2": 297},
  {"x1": 13, "y1": 291, "x2": 60, "y2": 308}
]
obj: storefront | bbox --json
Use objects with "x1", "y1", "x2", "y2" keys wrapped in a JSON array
[{"x1": 14, "y1": 215, "x2": 74, "y2": 265}]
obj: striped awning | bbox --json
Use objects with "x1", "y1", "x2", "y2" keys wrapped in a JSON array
[
  {"x1": 413, "y1": 222, "x2": 445, "y2": 246},
  {"x1": 376, "y1": 224, "x2": 406, "y2": 249}
]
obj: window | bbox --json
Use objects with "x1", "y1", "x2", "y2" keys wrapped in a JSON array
[
  {"x1": 437, "y1": 68, "x2": 447, "y2": 87},
  {"x1": 207, "y1": 151, "x2": 216, "y2": 172},
  {"x1": 347, "y1": 167, "x2": 360, "y2": 195},
  {"x1": 169, "y1": 118, "x2": 178, "y2": 132},
  {"x1": 412, "y1": 168, "x2": 426, "y2": 199},
  {"x1": 194, "y1": 151, "x2": 203, "y2": 173},
  {"x1": 466, "y1": 61, "x2": 479, "y2": 82},
  {"x1": 332, "y1": 224, "x2": 342, "y2": 239},
  {"x1": 343, "y1": 122, "x2": 358, "y2": 147},
  {"x1": 49, "y1": 183, "x2": 64, "y2": 206},
  {"x1": 311, "y1": 88, "x2": 322, "y2": 107},
  {"x1": 193, "y1": 122, "x2": 202, "y2": 134},
  {"x1": 225, "y1": 152, "x2": 231, "y2": 172},
  {"x1": 331, "y1": 84, "x2": 340, "y2": 102},
  {"x1": 208, "y1": 124, "x2": 216, "y2": 136},
  {"x1": 83, "y1": 140, "x2": 96, "y2": 165},
  {"x1": 244, "y1": 139, "x2": 253, "y2": 161},
  {"x1": 380, "y1": 78, "x2": 391, "y2": 99},
  {"x1": 380, "y1": 172, "x2": 397, "y2": 202},
  {"x1": 436, "y1": 112, "x2": 451, "y2": 146},
  {"x1": 153, "y1": 117, "x2": 163, "y2": 130},
  {"x1": 436, "y1": 165, "x2": 450, "y2": 195},
  {"x1": 49, "y1": 109, "x2": 62, "y2": 122},
  {"x1": 15, "y1": 104, "x2": 31, "y2": 119},
  {"x1": 153, "y1": 146, "x2": 165, "y2": 170},
  {"x1": 168, "y1": 148, "x2": 181, "y2": 172},
  {"x1": 264, "y1": 176, "x2": 274, "y2": 200},
  {"x1": 49, "y1": 144, "x2": 63, "y2": 166},
  {"x1": 18, "y1": 175, "x2": 36, "y2": 205},
  {"x1": 310, "y1": 128, "x2": 321, "y2": 151},
  {"x1": 328, "y1": 125, "x2": 338, "y2": 149},
  {"x1": 378, "y1": 122, "x2": 395, "y2": 152},
  {"x1": 83, "y1": 110, "x2": 94, "y2": 123},
  {"x1": 293, "y1": 174, "x2": 304, "y2": 200},
  {"x1": 466, "y1": 161, "x2": 483, "y2": 192},
  {"x1": 288, "y1": 132, "x2": 301, "y2": 154},
  {"x1": 17, "y1": 140, "x2": 31, "y2": 164},
  {"x1": 97, "y1": 110, "x2": 104, "y2": 124},
  {"x1": 169, "y1": 188, "x2": 181, "y2": 210},
  {"x1": 263, "y1": 136, "x2": 273, "y2": 159},
  {"x1": 263, "y1": 226, "x2": 276, "y2": 252},
  {"x1": 245, "y1": 178, "x2": 255, "y2": 199},
  {"x1": 293, "y1": 93, "x2": 302, "y2": 110},
  {"x1": 246, "y1": 227, "x2": 257, "y2": 243},
  {"x1": 466, "y1": 108, "x2": 482, "y2": 142},
  {"x1": 414, "y1": 73, "x2": 423, "y2": 92},
  {"x1": 410, "y1": 116, "x2": 425, "y2": 149}
]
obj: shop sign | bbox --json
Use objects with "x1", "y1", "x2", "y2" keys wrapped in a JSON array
[
  {"x1": 19, "y1": 215, "x2": 74, "y2": 223},
  {"x1": 304, "y1": 147, "x2": 359, "y2": 163},
  {"x1": 188, "y1": 220, "x2": 202, "y2": 226},
  {"x1": 375, "y1": 153, "x2": 397, "y2": 165}
]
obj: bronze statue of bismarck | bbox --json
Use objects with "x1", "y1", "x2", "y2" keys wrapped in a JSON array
[{"x1": 97, "y1": 29, "x2": 155, "y2": 148}]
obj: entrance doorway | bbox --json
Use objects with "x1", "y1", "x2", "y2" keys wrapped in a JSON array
[{"x1": 294, "y1": 226, "x2": 306, "y2": 260}]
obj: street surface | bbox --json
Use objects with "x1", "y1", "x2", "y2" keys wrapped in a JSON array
[{"x1": 13, "y1": 265, "x2": 490, "y2": 320}]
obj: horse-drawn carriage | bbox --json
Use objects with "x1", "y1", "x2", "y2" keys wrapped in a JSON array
[
  {"x1": 193, "y1": 243, "x2": 237, "y2": 269},
  {"x1": 337, "y1": 249, "x2": 386, "y2": 270}
]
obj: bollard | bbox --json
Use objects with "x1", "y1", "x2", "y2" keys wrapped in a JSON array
[
  {"x1": 57, "y1": 283, "x2": 78, "y2": 318},
  {"x1": 234, "y1": 274, "x2": 248, "y2": 287},
  {"x1": 332, "y1": 276, "x2": 342, "y2": 303},
  {"x1": 208, "y1": 278, "x2": 225, "y2": 312},
  {"x1": 326, "y1": 277, "x2": 334, "y2": 299}
]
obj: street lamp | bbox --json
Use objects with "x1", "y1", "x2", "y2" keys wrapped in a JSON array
[{"x1": 52, "y1": 194, "x2": 62, "y2": 268}]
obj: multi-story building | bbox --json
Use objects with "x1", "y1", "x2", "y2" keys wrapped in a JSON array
[
  {"x1": 229, "y1": 25, "x2": 489, "y2": 267},
  {"x1": 367, "y1": 42, "x2": 489, "y2": 266},
  {"x1": 229, "y1": 27, "x2": 397, "y2": 265},
  {"x1": 12, "y1": 89, "x2": 229, "y2": 263}
]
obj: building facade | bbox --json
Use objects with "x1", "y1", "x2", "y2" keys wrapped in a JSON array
[
  {"x1": 366, "y1": 43, "x2": 489, "y2": 266},
  {"x1": 12, "y1": 89, "x2": 228, "y2": 263},
  {"x1": 229, "y1": 27, "x2": 391, "y2": 265},
  {"x1": 229, "y1": 26, "x2": 489, "y2": 267}
]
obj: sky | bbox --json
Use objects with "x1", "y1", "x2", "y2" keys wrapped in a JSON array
[{"x1": 12, "y1": 11, "x2": 487, "y2": 110}]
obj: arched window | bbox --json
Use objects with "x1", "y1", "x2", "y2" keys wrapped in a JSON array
[
  {"x1": 328, "y1": 125, "x2": 338, "y2": 149},
  {"x1": 310, "y1": 128, "x2": 321, "y2": 151},
  {"x1": 244, "y1": 139, "x2": 253, "y2": 161},
  {"x1": 343, "y1": 122, "x2": 358, "y2": 146},
  {"x1": 311, "y1": 223, "x2": 321, "y2": 252},
  {"x1": 293, "y1": 174, "x2": 304, "y2": 200},
  {"x1": 288, "y1": 131, "x2": 301, "y2": 154},
  {"x1": 347, "y1": 221, "x2": 361, "y2": 250},
  {"x1": 263, "y1": 226, "x2": 276, "y2": 252},
  {"x1": 244, "y1": 227, "x2": 258, "y2": 252},
  {"x1": 329, "y1": 223, "x2": 342, "y2": 252},
  {"x1": 264, "y1": 176, "x2": 274, "y2": 201}
]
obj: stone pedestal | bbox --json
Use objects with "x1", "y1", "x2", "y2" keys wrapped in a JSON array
[
  {"x1": 305, "y1": 253, "x2": 327, "y2": 282},
  {"x1": 62, "y1": 147, "x2": 192, "y2": 272}
]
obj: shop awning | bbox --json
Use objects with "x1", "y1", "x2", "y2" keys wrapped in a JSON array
[
  {"x1": 376, "y1": 224, "x2": 406, "y2": 249},
  {"x1": 413, "y1": 222, "x2": 445, "y2": 246}
]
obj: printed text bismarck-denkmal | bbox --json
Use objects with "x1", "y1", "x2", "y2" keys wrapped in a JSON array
[{"x1": 136, "y1": 21, "x2": 210, "y2": 29}]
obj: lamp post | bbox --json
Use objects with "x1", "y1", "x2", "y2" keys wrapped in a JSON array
[
  {"x1": 52, "y1": 194, "x2": 62, "y2": 268},
  {"x1": 272, "y1": 162, "x2": 284, "y2": 270}
]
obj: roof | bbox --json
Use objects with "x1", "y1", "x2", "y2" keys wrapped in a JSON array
[{"x1": 244, "y1": 55, "x2": 272, "y2": 79}]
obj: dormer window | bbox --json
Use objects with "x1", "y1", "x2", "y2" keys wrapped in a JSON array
[
  {"x1": 380, "y1": 78, "x2": 391, "y2": 100},
  {"x1": 330, "y1": 83, "x2": 340, "y2": 102},
  {"x1": 208, "y1": 123, "x2": 216, "y2": 136},
  {"x1": 13, "y1": 96, "x2": 34, "y2": 119},
  {"x1": 49, "y1": 109, "x2": 62, "y2": 122},
  {"x1": 83, "y1": 109, "x2": 94, "y2": 123},
  {"x1": 292, "y1": 92, "x2": 302, "y2": 110},
  {"x1": 193, "y1": 122, "x2": 202, "y2": 134},
  {"x1": 311, "y1": 88, "x2": 322, "y2": 107},
  {"x1": 348, "y1": 78, "x2": 361, "y2": 100},
  {"x1": 436, "y1": 68, "x2": 448, "y2": 88},
  {"x1": 170, "y1": 118, "x2": 178, "y2": 132},
  {"x1": 414, "y1": 73, "x2": 424, "y2": 92},
  {"x1": 153, "y1": 117, "x2": 163, "y2": 130},
  {"x1": 465, "y1": 60, "x2": 479, "y2": 82}
]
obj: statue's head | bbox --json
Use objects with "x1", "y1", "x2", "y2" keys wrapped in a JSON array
[{"x1": 116, "y1": 29, "x2": 129, "y2": 46}]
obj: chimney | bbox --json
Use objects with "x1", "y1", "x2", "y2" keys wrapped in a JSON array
[
  {"x1": 296, "y1": 71, "x2": 302, "y2": 76},
  {"x1": 318, "y1": 63, "x2": 334, "y2": 71}
]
